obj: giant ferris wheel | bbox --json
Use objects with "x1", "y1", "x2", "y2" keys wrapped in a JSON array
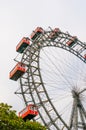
[{"x1": 9, "y1": 27, "x2": 86, "y2": 130}]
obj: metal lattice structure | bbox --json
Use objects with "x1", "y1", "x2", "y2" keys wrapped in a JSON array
[{"x1": 14, "y1": 27, "x2": 86, "y2": 130}]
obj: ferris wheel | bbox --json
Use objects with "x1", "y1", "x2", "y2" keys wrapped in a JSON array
[{"x1": 9, "y1": 27, "x2": 86, "y2": 130}]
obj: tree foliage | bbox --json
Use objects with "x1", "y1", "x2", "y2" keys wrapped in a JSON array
[{"x1": 0, "y1": 103, "x2": 46, "y2": 130}]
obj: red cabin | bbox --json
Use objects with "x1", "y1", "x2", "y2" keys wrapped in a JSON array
[
  {"x1": 16, "y1": 37, "x2": 30, "y2": 53},
  {"x1": 9, "y1": 62, "x2": 26, "y2": 81},
  {"x1": 66, "y1": 36, "x2": 77, "y2": 47},
  {"x1": 84, "y1": 54, "x2": 86, "y2": 59},
  {"x1": 19, "y1": 104, "x2": 38, "y2": 121},
  {"x1": 49, "y1": 28, "x2": 60, "y2": 40},
  {"x1": 30, "y1": 27, "x2": 44, "y2": 40}
]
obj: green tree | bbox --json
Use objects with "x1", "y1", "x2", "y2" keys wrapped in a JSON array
[{"x1": 0, "y1": 103, "x2": 46, "y2": 130}]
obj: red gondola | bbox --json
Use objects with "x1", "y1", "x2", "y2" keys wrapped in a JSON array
[
  {"x1": 66, "y1": 36, "x2": 77, "y2": 47},
  {"x1": 30, "y1": 27, "x2": 44, "y2": 40},
  {"x1": 9, "y1": 62, "x2": 26, "y2": 81},
  {"x1": 16, "y1": 37, "x2": 30, "y2": 53},
  {"x1": 84, "y1": 54, "x2": 86, "y2": 59},
  {"x1": 49, "y1": 28, "x2": 60, "y2": 40},
  {"x1": 19, "y1": 104, "x2": 38, "y2": 121}
]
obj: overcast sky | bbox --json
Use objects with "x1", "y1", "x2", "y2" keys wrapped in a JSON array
[{"x1": 0, "y1": 0, "x2": 86, "y2": 113}]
